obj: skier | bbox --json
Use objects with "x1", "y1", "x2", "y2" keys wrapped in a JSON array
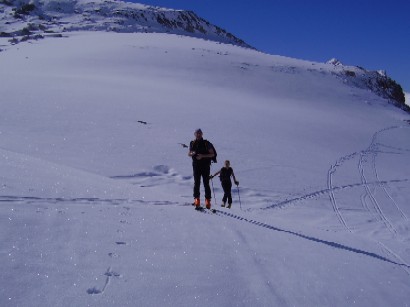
[
  {"x1": 188, "y1": 128, "x2": 215, "y2": 209},
  {"x1": 210, "y1": 160, "x2": 239, "y2": 208}
]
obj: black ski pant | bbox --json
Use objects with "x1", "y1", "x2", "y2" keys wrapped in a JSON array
[
  {"x1": 193, "y1": 162, "x2": 211, "y2": 200},
  {"x1": 221, "y1": 180, "x2": 232, "y2": 204}
]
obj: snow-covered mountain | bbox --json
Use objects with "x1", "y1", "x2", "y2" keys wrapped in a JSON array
[
  {"x1": 1, "y1": 2, "x2": 410, "y2": 306},
  {"x1": 0, "y1": 0, "x2": 252, "y2": 48},
  {"x1": 1, "y1": 0, "x2": 407, "y2": 111}
]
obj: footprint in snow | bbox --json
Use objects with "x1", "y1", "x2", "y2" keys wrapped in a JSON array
[{"x1": 86, "y1": 267, "x2": 121, "y2": 295}]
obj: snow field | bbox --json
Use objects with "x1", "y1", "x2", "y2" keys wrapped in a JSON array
[{"x1": 1, "y1": 31, "x2": 410, "y2": 306}]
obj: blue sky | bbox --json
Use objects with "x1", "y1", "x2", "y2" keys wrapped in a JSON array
[{"x1": 130, "y1": 0, "x2": 410, "y2": 92}]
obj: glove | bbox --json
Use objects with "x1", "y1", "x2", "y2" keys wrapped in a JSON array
[
  {"x1": 235, "y1": 181, "x2": 239, "y2": 186},
  {"x1": 209, "y1": 175, "x2": 214, "y2": 179}
]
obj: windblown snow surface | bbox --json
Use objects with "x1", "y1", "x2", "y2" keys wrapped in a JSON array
[{"x1": 1, "y1": 32, "x2": 410, "y2": 306}]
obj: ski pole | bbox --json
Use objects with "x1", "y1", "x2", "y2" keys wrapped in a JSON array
[
  {"x1": 211, "y1": 177, "x2": 216, "y2": 201},
  {"x1": 236, "y1": 184, "x2": 242, "y2": 210}
]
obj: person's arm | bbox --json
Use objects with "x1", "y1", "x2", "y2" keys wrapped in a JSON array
[
  {"x1": 196, "y1": 147, "x2": 214, "y2": 160},
  {"x1": 210, "y1": 170, "x2": 221, "y2": 179},
  {"x1": 188, "y1": 141, "x2": 195, "y2": 157}
]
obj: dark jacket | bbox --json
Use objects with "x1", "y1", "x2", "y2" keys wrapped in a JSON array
[
  {"x1": 219, "y1": 167, "x2": 233, "y2": 182},
  {"x1": 190, "y1": 138, "x2": 212, "y2": 166}
]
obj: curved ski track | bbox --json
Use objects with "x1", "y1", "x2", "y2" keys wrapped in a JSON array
[
  {"x1": 329, "y1": 126, "x2": 408, "y2": 235},
  {"x1": 263, "y1": 126, "x2": 409, "y2": 237}
]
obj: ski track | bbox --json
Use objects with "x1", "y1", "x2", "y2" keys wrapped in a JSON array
[
  {"x1": 0, "y1": 195, "x2": 182, "y2": 207},
  {"x1": 2, "y1": 126, "x2": 408, "y2": 235},
  {"x1": 2, "y1": 158, "x2": 409, "y2": 296},
  {"x1": 2, "y1": 126, "x2": 409, "y2": 297},
  {"x1": 358, "y1": 149, "x2": 397, "y2": 235},
  {"x1": 371, "y1": 127, "x2": 410, "y2": 221},
  {"x1": 358, "y1": 127, "x2": 399, "y2": 235},
  {"x1": 378, "y1": 242, "x2": 410, "y2": 276},
  {"x1": 327, "y1": 155, "x2": 354, "y2": 233},
  {"x1": 260, "y1": 179, "x2": 408, "y2": 211},
  {"x1": 209, "y1": 209, "x2": 410, "y2": 270},
  {"x1": 260, "y1": 125, "x2": 410, "y2": 279},
  {"x1": 373, "y1": 144, "x2": 409, "y2": 221},
  {"x1": 264, "y1": 126, "x2": 409, "y2": 236}
]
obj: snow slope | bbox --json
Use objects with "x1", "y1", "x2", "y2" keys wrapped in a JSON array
[{"x1": 1, "y1": 31, "x2": 410, "y2": 306}]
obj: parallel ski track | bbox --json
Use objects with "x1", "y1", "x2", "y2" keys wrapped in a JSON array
[
  {"x1": 327, "y1": 153, "x2": 356, "y2": 232},
  {"x1": 374, "y1": 143, "x2": 409, "y2": 221},
  {"x1": 275, "y1": 126, "x2": 409, "y2": 237},
  {"x1": 357, "y1": 126, "x2": 409, "y2": 235},
  {"x1": 359, "y1": 147, "x2": 397, "y2": 235}
]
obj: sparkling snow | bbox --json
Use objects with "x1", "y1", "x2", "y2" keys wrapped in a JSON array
[{"x1": 1, "y1": 31, "x2": 410, "y2": 306}]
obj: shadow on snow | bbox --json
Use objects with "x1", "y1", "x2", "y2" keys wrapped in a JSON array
[{"x1": 214, "y1": 209, "x2": 410, "y2": 270}]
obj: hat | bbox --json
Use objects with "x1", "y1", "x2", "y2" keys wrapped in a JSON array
[{"x1": 195, "y1": 128, "x2": 203, "y2": 134}]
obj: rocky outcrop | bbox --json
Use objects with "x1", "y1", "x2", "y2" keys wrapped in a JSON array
[{"x1": 327, "y1": 59, "x2": 407, "y2": 112}]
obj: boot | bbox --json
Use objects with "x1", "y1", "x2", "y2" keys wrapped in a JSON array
[
  {"x1": 221, "y1": 202, "x2": 226, "y2": 207},
  {"x1": 205, "y1": 198, "x2": 211, "y2": 209},
  {"x1": 194, "y1": 198, "x2": 200, "y2": 208},
  {"x1": 227, "y1": 203, "x2": 231, "y2": 209}
]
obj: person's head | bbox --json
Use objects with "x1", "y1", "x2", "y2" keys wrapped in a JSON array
[
  {"x1": 224, "y1": 160, "x2": 230, "y2": 168},
  {"x1": 194, "y1": 128, "x2": 203, "y2": 140}
]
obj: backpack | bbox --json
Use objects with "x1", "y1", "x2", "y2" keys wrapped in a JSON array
[{"x1": 205, "y1": 140, "x2": 217, "y2": 163}]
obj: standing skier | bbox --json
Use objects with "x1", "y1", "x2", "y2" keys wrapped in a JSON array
[
  {"x1": 211, "y1": 160, "x2": 239, "y2": 208},
  {"x1": 188, "y1": 129, "x2": 215, "y2": 209}
]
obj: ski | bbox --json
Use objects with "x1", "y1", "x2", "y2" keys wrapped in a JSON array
[
  {"x1": 194, "y1": 206, "x2": 216, "y2": 214},
  {"x1": 187, "y1": 202, "x2": 216, "y2": 213}
]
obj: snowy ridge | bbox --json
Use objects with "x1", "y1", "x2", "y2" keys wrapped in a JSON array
[{"x1": 0, "y1": 0, "x2": 252, "y2": 48}]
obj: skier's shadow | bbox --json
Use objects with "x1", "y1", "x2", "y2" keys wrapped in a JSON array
[{"x1": 214, "y1": 210, "x2": 410, "y2": 269}]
